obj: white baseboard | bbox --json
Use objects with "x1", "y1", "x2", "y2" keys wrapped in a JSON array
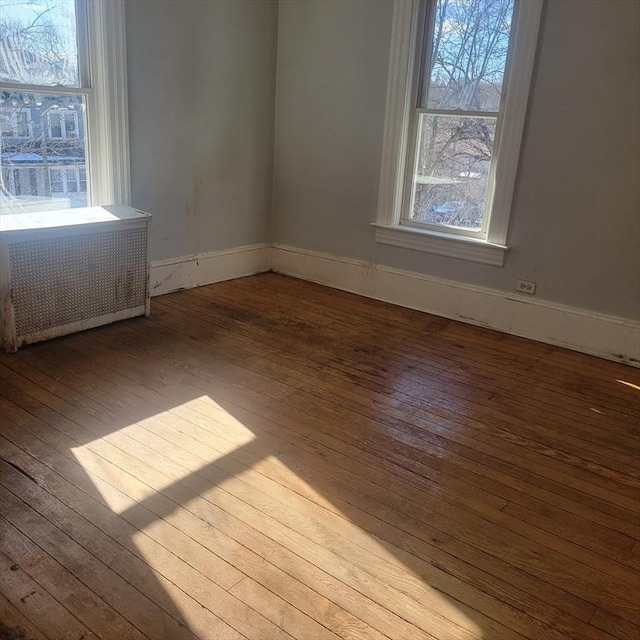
[
  {"x1": 271, "y1": 244, "x2": 640, "y2": 367},
  {"x1": 150, "y1": 244, "x2": 270, "y2": 296},
  {"x1": 149, "y1": 242, "x2": 639, "y2": 365}
]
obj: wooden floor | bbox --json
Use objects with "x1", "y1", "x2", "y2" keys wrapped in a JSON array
[{"x1": 0, "y1": 274, "x2": 639, "y2": 640}]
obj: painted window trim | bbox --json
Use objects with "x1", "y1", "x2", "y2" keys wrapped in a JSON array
[
  {"x1": 46, "y1": 108, "x2": 79, "y2": 139},
  {"x1": 82, "y1": 0, "x2": 131, "y2": 206},
  {"x1": 374, "y1": 0, "x2": 543, "y2": 266}
]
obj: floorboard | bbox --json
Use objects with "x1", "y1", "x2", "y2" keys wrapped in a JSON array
[{"x1": 0, "y1": 273, "x2": 638, "y2": 640}]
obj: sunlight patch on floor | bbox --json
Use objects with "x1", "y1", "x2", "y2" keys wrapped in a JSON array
[
  {"x1": 69, "y1": 396, "x2": 484, "y2": 639},
  {"x1": 69, "y1": 396, "x2": 257, "y2": 514},
  {"x1": 177, "y1": 395, "x2": 259, "y2": 440}
]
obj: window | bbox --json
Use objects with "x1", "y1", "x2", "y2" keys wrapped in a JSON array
[
  {"x1": 67, "y1": 167, "x2": 78, "y2": 192},
  {"x1": 49, "y1": 168, "x2": 64, "y2": 193},
  {"x1": 15, "y1": 109, "x2": 30, "y2": 137},
  {"x1": 375, "y1": 0, "x2": 542, "y2": 265},
  {"x1": 48, "y1": 166, "x2": 84, "y2": 194},
  {"x1": 0, "y1": 108, "x2": 33, "y2": 138},
  {"x1": 28, "y1": 167, "x2": 38, "y2": 194},
  {"x1": 4, "y1": 166, "x2": 41, "y2": 196},
  {"x1": 47, "y1": 108, "x2": 79, "y2": 139},
  {"x1": 48, "y1": 112, "x2": 63, "y2": 139},
  {"x1": 0, "y1": 0, "x2": 130, "y2": 211}
]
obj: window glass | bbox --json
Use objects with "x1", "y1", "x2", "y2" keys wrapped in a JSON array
[
  {"x1": 49, "y1": 168, "x2": 63, "y2": 192},
  {"x1": 66, "y1": 168, "x2": 78, "y2": 192},
  {"x1": 1, "y1": 93, "x2": 88, "y2": 208},
  {"x1": 28, "y1": 167, "x2": 37, "y2": 194},
  {"x1": 407, "y1": 0, "x2": 515, "y2": 233},
  {"x1": 420, "y1": 0, "x2": 514, "y2": 112},
  {"x1": 49, "y1": 112, "x2": 63, "y2": 138},
  {"x1": 410, "y1": 113, "x2": 495, "y2": 229},
  {"x1": 16, "y1": 110, "x2": 29, "y2": 136},
  {"x1": 0, "y1": 0, "x2": 80, "y2": 87},
  {"x1": 0, "y1": 110, "x2": 10, "y2": 136},
  {"x1": 64, "y1": 111, "x2": 77, "y2": 137},
  {"x1": 11, "y1": 168, "x2": 21, "y2": 195},
  {"x1": 1, "y1": 0, "x2": 89, "y2": 210}
]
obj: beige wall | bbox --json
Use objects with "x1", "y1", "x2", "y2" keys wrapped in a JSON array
[
  {"x1": 126, "y1": 0, "x2": 278, "y2": 261},
  {"x1": 272, "y1": 0, "x2": 640, "y2": 320}
]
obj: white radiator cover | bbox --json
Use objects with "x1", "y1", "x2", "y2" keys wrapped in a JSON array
[{"x1": 1, "y1": 205, "x2": 151, "y2": 352}]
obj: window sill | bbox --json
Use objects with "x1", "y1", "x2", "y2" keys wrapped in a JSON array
[
  {"x1": 372, "y1": 223, "x2": 507, "y2": 266},
  {"x1": 0, "y1": 204, "x2": 151, "y2": 236}
]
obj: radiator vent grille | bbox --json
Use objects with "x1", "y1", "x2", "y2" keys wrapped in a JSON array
[{"x1": 10, "y1": 226, "x2": 148, "y2": 336}]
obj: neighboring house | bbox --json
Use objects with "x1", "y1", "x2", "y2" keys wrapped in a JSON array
[{"x1": 0, "y1": 93, "x2": 87, "y2": 207}]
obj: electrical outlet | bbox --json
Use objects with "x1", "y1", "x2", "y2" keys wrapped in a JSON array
[{"x1": 516, "y1": 279, "x2": 536, "y2": 295}]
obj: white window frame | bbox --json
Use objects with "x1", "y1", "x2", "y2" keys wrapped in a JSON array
[
  {"x1": 0, "y1": 0, "x2": 130, "y2": 206},
  {"x1": 0, "y1": 108, "x2": 34, "y2": 139},
  {"x1": 82, "y1": 0, "x2": 130, "y2": 205},
  {"x1": 48, "y1": 166, "x2": 84, "y2": 194},
  {"x1": 46, "y1": 108, "x2": 80, "y2": 139},
  {"x1": 374, "y1": 0, "x2": 542, "y2": 266}
]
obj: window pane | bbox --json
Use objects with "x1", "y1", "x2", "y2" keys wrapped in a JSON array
[
  {"x1": 11, "y1": 168, "x2": 21, "y2": 195},
  {"x1": 1, "y1": 92, "x2": 88, "y2": 210},
  {"x1": 64, "y1": 111, "x2": 77, "y2": 137},
  {"x1": 0, "y1": 0, "x2": 79, "y2": 86},
  {"x1": 421, "y1": 0, "x2": 514, "y2": 112},
  {"x1": 16, "y1": 111, "x2": 29, "y2": 136},
  {"x1": 66, "y1": 168, "x2": 77, "y2": 192},
  {"x1": 0, "y1": 111, "x2": 10, "y2": 135},
  {"x1": 409, "y1": 113, "x2": 495, "y2": 230},
  {"x1": 49, "y1": 112, "x2": 62, "y2": 138},
  {"x1": 49, "y1": 168, "x2": 63, "y2": 192},
  {"x1": 28, "y1": 167, "x2": 37, "y2": 194}
]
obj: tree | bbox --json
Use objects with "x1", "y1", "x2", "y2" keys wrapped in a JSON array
[{"x1": 428, "y1": 0, "x2": 513, "y2": 112}]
